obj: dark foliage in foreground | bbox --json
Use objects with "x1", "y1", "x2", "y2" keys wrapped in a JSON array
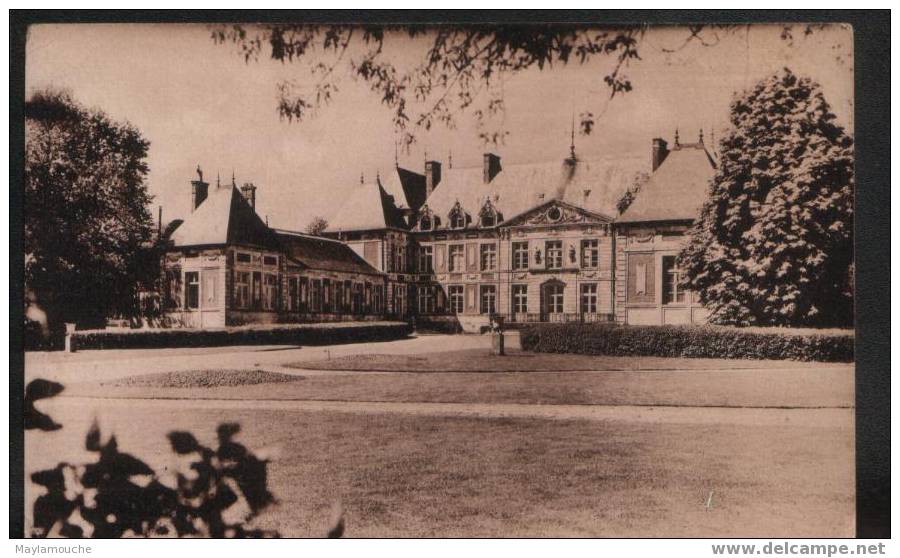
[
  {"x1": 31, "y1": 421, "x2": 280, "y2": 538},
  {"x1": 520, "y1": 323, "x2": 853, "y2": 362},
  {"x1": 24, "y1": 379, "x2": 65, "y2": 431}
]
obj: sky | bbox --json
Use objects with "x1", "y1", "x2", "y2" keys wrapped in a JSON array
[{"x1": 25, "y1": 23, "x2": 853, "y2": 231}]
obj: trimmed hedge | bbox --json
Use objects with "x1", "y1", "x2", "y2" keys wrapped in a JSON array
[
  {"x1": 69, "y1": 321, "x2": 412, "y2": 351},
  {"x1": 520, "y1": 323, "x2": 854, "y2": 362}
]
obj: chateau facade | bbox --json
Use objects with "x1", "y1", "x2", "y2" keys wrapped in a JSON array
[{"x1": 162, "y1": 133, "x2": 715, "y2": 329}]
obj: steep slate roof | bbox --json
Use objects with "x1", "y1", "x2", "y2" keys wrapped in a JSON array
[
  {"x1": 418, "y1": 155, "x2": 647, "y2": 229},
  {"x1": 617, "y1": 143, "x2": 717, "y2": 223},
  {"x1": 171, "y1": 186, "x2": 280, "y2": 249},
  {"x1": 274, "y1": 229, "x2": 382, "y2": 276},
  {"x1": 325, "y1": 180, "x2": 408, "y2": 233},
  {"x1": 379, "y1": 166, "x2": 427, "y2": 210}
]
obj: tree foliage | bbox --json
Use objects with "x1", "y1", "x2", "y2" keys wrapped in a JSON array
[
  {"x1": 678, "y1": 68, "x2": 854, "y2": 327},
  {"x1": 211, "y1": 24, "x2": 843, "y2": 146},
  {"x1": 305, "y1": 215, "x2": 330, "y2": 236},
  {"x1": 25, "y1": 90, "x2": 156, "y2": 332}
]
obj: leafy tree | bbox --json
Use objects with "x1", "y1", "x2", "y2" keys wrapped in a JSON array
[
  {"x1": 212, "y1": 24, "x2": 840, "y2": 146},
  {"x1": 25, "y1": 90, "x2": 155, "y2": 335},
  {"x1": 678, "y1": 68, "x2": 854, "y2": 327},
  {"x1": 305, "y1": 215, "x2": 329, "y2": 236}
]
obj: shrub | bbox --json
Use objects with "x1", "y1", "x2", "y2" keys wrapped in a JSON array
[
  {"x1": 69, "y1": 322, "x2": 412, "y2": 351},
  {"x1": 519, "y1": 323, "x2": 854, "y2": 362}
]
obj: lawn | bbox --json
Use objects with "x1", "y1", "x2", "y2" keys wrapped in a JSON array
[
  {"x1": 286, "y1": 349, "x2": 835, "y2": 373},
  {"x1": 77, "y1": 364, "x2": 855, "y2": 409},
  {"x1": 26, "y1": 403, "x2": 853, "y2": 537}
]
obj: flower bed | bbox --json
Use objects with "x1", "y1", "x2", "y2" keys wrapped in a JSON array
[{"x1": 519, "y1": 323, "x2": 854, "y2": 362}]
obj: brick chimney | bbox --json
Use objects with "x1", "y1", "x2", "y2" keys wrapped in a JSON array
[
  {"x1": 651, "y1": 138, "x2": 669, "y2": 172},
  {"x1": 190, "y1": 165, "x2": 209, "y2": 212},
  {"x1": 425, "y1": 160, "x2": 441, "y2": 198},
  {"x1": 483, "y1": 153, "x2": 501, "y2": 184},
  {"x1": 240, "y1": 182, "x2": 257, "y2": 210}
]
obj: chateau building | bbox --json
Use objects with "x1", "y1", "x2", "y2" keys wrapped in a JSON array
[{"x1": 161, "y1": 132, "x2": 716, "y2": 329}]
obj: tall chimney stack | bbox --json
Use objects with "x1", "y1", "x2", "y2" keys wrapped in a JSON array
[
  {"x1": 651, "y1": 138, "x2": 669, "y2": 172},
  {"x1": 191, "y1": 165, "x2": 209, "y2": 212},
  {"x1": 424, "y1": 160, "x2": 442, "y2": 198},
  {"x1": 240, "y1": 182, "x2": 257, "y2": 210},
  {"x1": 483, "y1": 153, "x2": 501, "y2": 184}
]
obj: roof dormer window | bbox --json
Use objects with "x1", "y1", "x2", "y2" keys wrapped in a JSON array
[
  {"x1": 449, "y1": 202, "x2": 468, "y2": 230},
  {"x1": 479, "y1": 199, "x2": 500, "y2": 228},
  {"x1": 420, "y1": 215, "x2": 433, "y2": 231}
]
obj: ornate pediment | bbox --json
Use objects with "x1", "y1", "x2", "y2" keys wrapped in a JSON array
[{"x1": 501, "y1": 200, "x2": 613, "y2": 228}]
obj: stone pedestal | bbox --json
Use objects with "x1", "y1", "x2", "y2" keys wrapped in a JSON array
[{"x1": 64, "y1": 323, "x2": 77, "y2": 353}]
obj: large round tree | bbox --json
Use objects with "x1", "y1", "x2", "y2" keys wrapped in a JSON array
[
  {"x1": 25, "y1": 90, "x2": 155, "y2": 335},
  {"x1": 679, "y1": 68, "x2": 854, "y2": 327}
]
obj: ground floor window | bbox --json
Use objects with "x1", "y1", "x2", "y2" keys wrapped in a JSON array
[
  {"x1": 311, "y1": 279, "x2": 322, "y2": 312},
  {"x1": 662, "y1": 255, "x2": 687, "y2": 304},
  {"x1": 322, "y1": 279, "x2": 332, "y2": 313},
  {"x1": 235, "y1": 272, "x2": 250, "y2": 309},
  {"x1": 263, "y1": 274, "x2": 279, "y2": 311},
  {"x1": 252, "y1": 271, "x2": 262, "y2": 309},
  {"x1": 546, "y1": 283, "x2": 564, "y2": 314},
  {"x1": 448, "y1": 285, "x2": 464, "y2": 314},
  {"x1": 185, "y1": 271, "x2": 199, "y2": 309},
  {"x1": 418, "y1": 285, "x2": 435, "y2": 314},
  {"x1": 581, "y1": 283, "x2": 598, "y2": 314},
  {"x1": 299, "y1": 278, "x2": 309, "y2": 312},
  {"x1": 374, "y1": 284, "x2": 384, "y2": 314},
  {"x1": 480, "y1": 285, "x2": 496, "y2": 315},
  {"x1": 353, "y1": 283, "x2": 364, "y2": 314},
  {"x1": 512, "y1": 284, "x2": 528, "y2": 314},
  {"x1": 287, "y1": 276, "x2": 298, "y2": 312}
]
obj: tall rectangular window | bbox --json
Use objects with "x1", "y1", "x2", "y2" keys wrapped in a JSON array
[
  {"x1": 662, "y1": 256, "x2": 687, "y2": 304},
  {"x1": 353, "y1": 283, "x2": 364, "y2": 314},
  {"x1": 512, "y1": 284, "x2": 528, "y2": 314},
  {"x1": 374, "y1": 285, "x2": 383, "y2": 314},
  {"x1": 581, "y1": 239, "x2": 600, "y2": 269},
  {"x1": 263, "y1": 274, "x2": 278, "y2": 311},
  {"x1": 418, "y1": 286, "x2": 435, "y2": 314},
  {"x1": 397, "y1": 245, "x2": 406, "y2": 273},
  {"x1": 252, "y1": 272, "x2": 262, "y2": 309},
  {"x1": 448, "y1": 285, "x2": 464, "y2": 314},
  {"x1": 322, "y1": 279, "x2": 332, "y2": 313},
  {"x1": 299, "y1": 278, "x2": 309, "y2": 312},
  {"x1": 546, "y1": 241, "x2": 563, "y2": 269},
  {"x1": 235, "y1": 272, "x2": 250, "y2": 309},
  {"x1": 449, "y1": 244, "x2": 464, "y2": 272},
  {"x1": 581, "y1": 283, "x2": 598, "y2": 314},
  {"x1": 311, "y1": 279, "x2": 322, "y2": 312},
  {"x1": 627, "y1": 253, "x2": 655, "y2": 303},
  {"x1": 287, "y1": 277, "x2": 298, "y2": 311},
  {"x1": 480, "y1": 243, "x2": 497, "y2": 271},
  {"x1": 547, "y1": 283, "x2": 564, "y2": 314},
  {"x1": 480, "y1": 285, "x2": 497, "y2": 314},
  {"x1": 418, "y1": 245, "x2": 433, "y2": 273},
  {"x1": 512, "y1": 242, "x2": 529, "y2": 270},
  {"x1": 185, "y1": 271, "x2": 199, "y2": 310}
]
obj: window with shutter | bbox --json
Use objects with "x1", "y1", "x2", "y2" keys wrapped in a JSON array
[
  {"x1": 435, "y1": 244, "x2": 446, "y2": 272},
  {"x1": 627, "y1": 253, "x2": 655, "y2": 303},
  {"x1": 466, "y1": 243, "x2": 478, "y2": 271}
]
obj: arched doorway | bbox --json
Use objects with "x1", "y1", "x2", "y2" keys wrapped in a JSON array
[{"x1": 540, "y1": 279, "x2": 566, "y2": 322}]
